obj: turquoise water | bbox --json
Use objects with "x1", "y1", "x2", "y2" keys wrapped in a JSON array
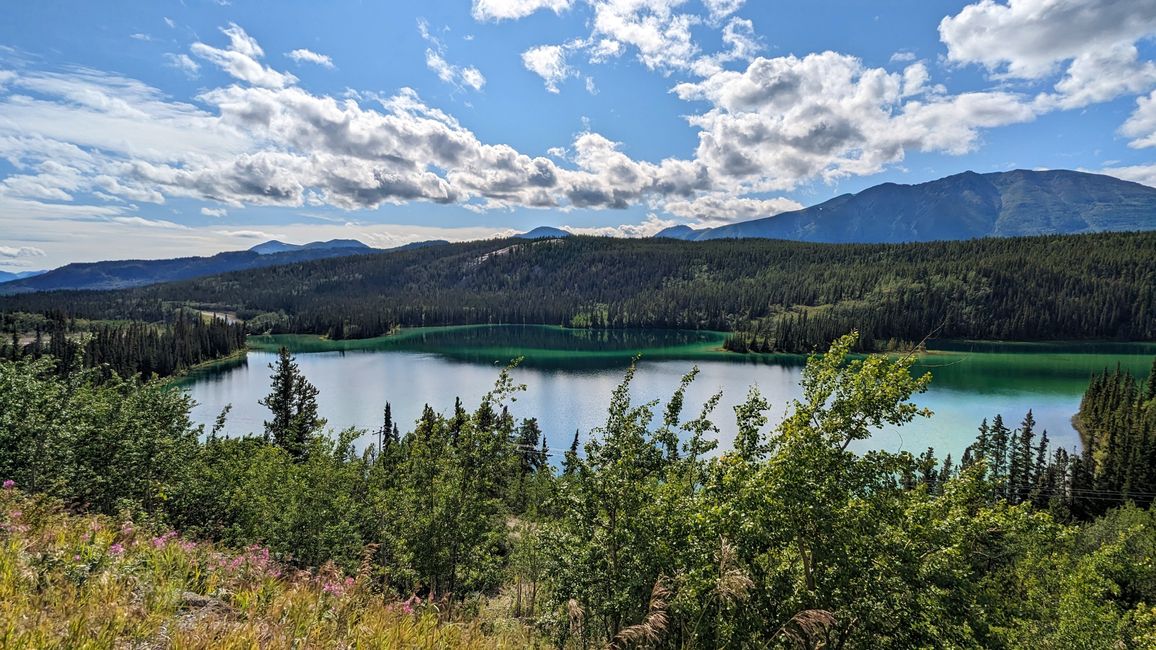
[{"x1": 180, "y1": 326, "x2": 1156, "y2": 462}]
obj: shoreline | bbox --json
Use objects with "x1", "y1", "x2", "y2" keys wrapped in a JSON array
[{"x1": 243, "y1": 325, "x2": 1156, "y2": 359}]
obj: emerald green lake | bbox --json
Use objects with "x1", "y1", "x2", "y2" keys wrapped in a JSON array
[{"x1": 180, "y1": 325, "x2": 1156, "y2": 461}]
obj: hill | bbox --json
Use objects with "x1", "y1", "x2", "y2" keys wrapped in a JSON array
[
  {"x1": 0, "y1": 240, "x2": 378, "y2": 294},
  {"x1": 3, "y1": 231, "x2": 1153, "y2": 350},
  {"x1": 674, "y1": 169, "x2": 1156, "y2": 243},
  {"x1": 514, "y1": 226, "x2": 571, "y2": 239},
  {"x1": 249, "y1": 238, "x2": 371, "y2": 255},
  {"x1": 0, "y1": 270, "x2": 46, "y2": 284}
]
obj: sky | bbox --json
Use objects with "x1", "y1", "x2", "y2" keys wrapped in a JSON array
[{"x1": 2, "y1": 0, "x2": 1156, "y2": 271}]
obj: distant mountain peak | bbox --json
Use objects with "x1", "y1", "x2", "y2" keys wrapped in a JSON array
[
  {"x1": 514, "y1": 226, "x2": 571, "y2": 239},
  {"x1": 250, "y1": 239, "x2": 370, "y2": 255},
  {"x1": 654, "y1": 225, "x2": 700, "y2": 240},
  {"x1": 661, "y1": 169, "x2": 1156, "y2": 244}
]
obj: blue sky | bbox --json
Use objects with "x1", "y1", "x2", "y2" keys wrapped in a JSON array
[{"x1": 2, "y1": 0, "x2": 1155, "y2": 269}]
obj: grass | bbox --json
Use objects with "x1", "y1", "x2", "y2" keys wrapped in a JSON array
[{"x1": 0, "y1": 487, "x2": 543, "y2": 649}]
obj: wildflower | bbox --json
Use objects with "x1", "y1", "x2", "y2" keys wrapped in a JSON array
[
  {"x1": 152, "y1": 531, "x2": 178, "y2": 548},
  {"x1": 2, "y1": 480, "x2": 14, "y2": 490},
  {"x1": 109, "y1": 543, "x2": 125, "y2": 556},
  {"x1": 322, "y1": 581, "x2": 345, "y2": 597}
]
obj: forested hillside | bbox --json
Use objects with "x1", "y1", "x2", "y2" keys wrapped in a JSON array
[
  {"x1": 2, "y1": 231, "x2": 1153, "y2": 351},
  {"x1": 0, "y1": 312, "x2": 246, "y2": 379}
]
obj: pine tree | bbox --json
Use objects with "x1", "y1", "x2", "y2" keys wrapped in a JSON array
[
  {"x1": 259, "y1": 347, "x2": 324, "y2": 460},
  {"x1": 562, "y1": 429, "x2": 581, "y2": 476}
]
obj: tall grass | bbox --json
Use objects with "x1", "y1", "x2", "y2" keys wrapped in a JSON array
[{"x1": 0, "y1": 486, "x2": 543, "y2": 649}]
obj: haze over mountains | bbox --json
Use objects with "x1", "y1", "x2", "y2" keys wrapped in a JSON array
[
  {"x1": 656, "y1": 170, "x2": 1156, "y2": 243},
  {"x1": 0, "y1": 240, "x2": 378, "y2": 294},
  {"x1": 0, "y1": 270, "x2": 45, "y2": 284},
  {"x1": 2, "y1": 169, "x2": 1153, "y2": 294}
]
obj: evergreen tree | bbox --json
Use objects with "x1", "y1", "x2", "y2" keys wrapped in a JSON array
[
  {"x1": 562, "y1": 429, "x2": 581, "y2": 476},
  {"x1": 259, "y1": 347, "x2": 324, "y2": 460}
]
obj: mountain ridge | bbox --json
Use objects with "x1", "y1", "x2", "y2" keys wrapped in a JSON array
[{"x1": 667, "y1": 169, "x2": 1156, "y2": 243}]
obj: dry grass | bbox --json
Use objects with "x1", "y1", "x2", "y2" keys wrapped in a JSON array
[{"x1": 0, "y1": 488, "x2": 542, "y2": 649}]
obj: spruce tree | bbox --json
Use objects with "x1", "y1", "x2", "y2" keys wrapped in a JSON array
[{"x1": 259, "y1": 347, "x2": 324, "y2": 460}]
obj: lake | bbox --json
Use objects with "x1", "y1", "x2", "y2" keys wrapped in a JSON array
[{"x1": 178, "y1": 325, "x2": 1156, "y2": 462}]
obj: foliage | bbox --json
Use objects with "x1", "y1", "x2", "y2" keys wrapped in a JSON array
[
  {"x1": 2, "y1": 231, "x2": 1154, "y2": 352},
  {"x1": 2, "y1": 340, "x2": 1156, "y2": 647}
]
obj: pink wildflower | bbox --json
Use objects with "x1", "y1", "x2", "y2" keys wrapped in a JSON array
[
  {"x1": 322, "y1": 580, "x2": 349, "y2": 597},
  {"x1": 2, "y1": 480, "x2": 14, "y2": 490},
  {"x1": 109, "y1": 543, "x2": 125, "y2": 556}
]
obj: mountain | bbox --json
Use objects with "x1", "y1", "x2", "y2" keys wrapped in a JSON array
[
  {"x1": 514, "y1": 226, "x2": 571, "y2": 239},
  {"x1": 653, "y1": 225, "x2": 701, "y2": 240},
  {"x1": 0, "y1": 241, "x2": 378, "y2": 295},
  {"x1": 0, "y1": 270, "x2": 46, "y2": 284},
  {"x1": 250, "y1": 239, "x2": 371, "y2": 255},
  {"x1": 669, "y1": 170, "x2": 1156, "y2": 243}
]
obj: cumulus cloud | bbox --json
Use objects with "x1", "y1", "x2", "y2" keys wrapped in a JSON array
[
  {"x1": 287, "y1": 48, "x2": 335, "y2": 69},
  {"x1": 522, "y1": 44, "x2": 573, "y2": 92},
  {"x1": 589, "y1": 0, "x2": 701, "y2": 72},
  {"x1": 472, "y1": 0, "x2": 574, "y2": 21},
  {"x1": 702, "y1": 0, "x2": 745, "y2": 23},
  {"x1": 190, "y1": 23, "x2": 298, "y2": 89},
  {"x1": 4, "y1": 15, "x2": 1149, "y2": 250},
  {"x1": 940, "y1": 0, "x2": 1156, "y2": 79},
  {"x1": 1121, "y1": 90, "x2": 1156, "y2": 149},
  {"x1": 201, "y1": 206, "x2": 228, "y2": 217},
  {"x1": 674, "y1": 52, "x2": 1036, "y2": 190},
  {"x1": 941, "y1": 0, "x2": 1156, "y2": 110}
]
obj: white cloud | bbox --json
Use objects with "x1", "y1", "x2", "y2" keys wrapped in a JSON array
[
  {"x1": 419, "y1": 20, "x2": 486, "y2": 92},
  {"x1": 940, "y1": 0, "x2": 1156, "y2": 79},
  {"x1": 287, "y1": 48, "x2": 335, "y2": 69},
  {"x1": 702, "y1": 0, "x2": 745, "y2": 23},
  {"x1": 675, "y1": 52, "x2": 1038, "y2": 191},
  {"x1": 562, "y1": 213, "x2": 679, "y2": 237},
  {"x1": 164, "y1": 53, "x2": 201, "y2": 77},
  {"x1": 215, "y1": 229, "x2": 284, "y2": 239},
  {"x1": 690, "y1": 16, "x2": 761, "y2": 76},
  {"x1": 164, "y1": 17, "x2": 176, "y2": 29},
  {"x1": 0, "y1": 245, "x2": 46, "y2": 258},
  {"x1": 589, "y1": 0, "x2": 701, "y2": 72},
  {"x1": 522, "y1": 44, "x2": 572, "y2": 92},
  {"x1": 130, "y1": 33, "x2": 154, "y2": 42},
  {"x1": 201, "y1": 206, "x2": 228, "y2": 217},
  {"x1": 190, "y1": 23, "x2": 298, "y2": 89},
  {"x1": 663, "y1": 193, "x2": 802, "y2": 224},
  {"x1": 111, "y1": 216, "x2": 189, "y2": 229},
  {"x1": 1121, "y1": 90, "x2": 1156, "y2": 149},
  {"x1": 889, "y1": 50, "x2": 916, "y2": 63},
  {"x1": 1100, "y1": 163, "x2": 1156, "y2": 188},
  {"x1": 6, "y1": 16, "x2": 1147, "y2": 256},
  {"x1": 472, "y1": 0, "x2": 574, "y2": 21},
  {"x1": 940, "y1": 0, "x2": 1156, "y2": 111}
]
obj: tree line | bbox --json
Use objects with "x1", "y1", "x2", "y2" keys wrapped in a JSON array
[
  {"x1": 0, "y1": 311, "x2": 246, "y2": 379},
  {"x1": 3, "y1": 335, "x2": 1156, "y2": 647},
  {"x1": 1, "y1": 231, "x2": 1153, "y2": 352}
]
